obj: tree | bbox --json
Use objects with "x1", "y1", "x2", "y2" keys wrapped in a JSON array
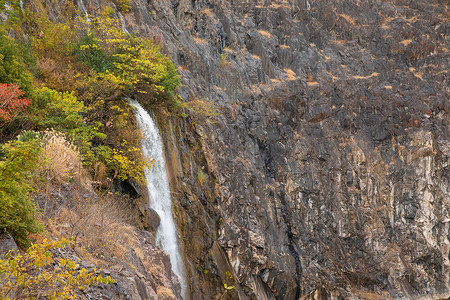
[
  {"x1": 0, "y1": 83, "x2": 31, "y2": 124},
  {"x1": 0, "y1": 134, "x2": 42, "y2": 247}
]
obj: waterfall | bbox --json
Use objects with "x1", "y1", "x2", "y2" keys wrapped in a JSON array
[
  {"x1": 130, "y1": 100, "x2": 187, "y2": 299},
  {"x1": 108, "y1": 2, "x2": 130, "y2": 35},
  {"x1": 118, "y1": 11, "x2": 130, "y2": 34},
  {"x1": 77, "y1": 0, "x2": 90, "y2": 23}
]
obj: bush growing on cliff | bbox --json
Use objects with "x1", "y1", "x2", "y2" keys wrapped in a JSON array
[
  {"x1": 116, "y1": 0, "x2": 132, "y2": 13},
  {"x1": 29, "y1": 87, "x2": 103, "y2": 164},
  {"x1": 0, "y1": 34, "x2": 34, "y2": 95},
  {"x1": 76, "y1": 15, "x2": 180, "y2": 103},
  {"x1": 0, "y1": 134, "x2": 43, "y2": 247},
  {"x1": 0, "y1": 238, "x2": 113, "y2": 299},
  {"x1": 0, "y1": 83, "x2": 31, "y2": 124}
]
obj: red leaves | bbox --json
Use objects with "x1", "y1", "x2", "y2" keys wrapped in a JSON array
[{"x1": 0, "y1": 83, "x2": 31, "y2": 123}]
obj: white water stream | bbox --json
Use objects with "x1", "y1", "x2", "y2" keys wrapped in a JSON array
[
  {"x1": 130, "y1": 100, "x2": 187, "y2": 299},
  {"x1": 118, "y1": 11, "x2": 129, "y2": 34},
  {"x1": 77, "y1": 0, "x2": 90, "y2": 23}
]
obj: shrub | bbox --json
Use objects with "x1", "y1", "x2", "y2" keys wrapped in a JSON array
[
  {"x1": 0, "y1": 238, "x2": 113, "y2": 299},
  {"x1": 76, "y1": 15, "x2": 180, "y2": 103},
  {"x1": 0, "y1": 134, "x2": 43, "y2": 247},
  {"x1": 0, "y1": 83, "x2": 31, "y2": 124},
  {"x1": 0, "y1": 34, "x2": 34, "y2": 95},
  {"x1": 75, "y1": 33, "x2": 115, "y2": 73},
  {"x1": 28, "y1": 7, "x2": 77, "y2": 58},
  {"x1": 197, "y1": 170, "x2": 206, "y2": 186},
  {"x1": 111, "y1": 37, "x2": 181, "y2": 101},
  {"x1": 218, "y1": 52, "x2": 230, "y2": 67},
  {"x1": 116, "y1": 0, "x2": 132, "y2": 13},
  {"x1": 98, "y1": 144, "x2": 152, "y2": 183},
  {"x1": 30, "y1": 87, "x2": 106, "y2": 166},
  {"x1": 185, "y1": 97, "x2": 221, "y2": 123},
  {"x1": 32, "y1": 87, "x2": 85, "y2": 129}
]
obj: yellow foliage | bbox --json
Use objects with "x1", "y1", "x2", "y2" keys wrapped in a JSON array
[{"x1": 0, "y1": 238, "x2": 113, "y2": 299}]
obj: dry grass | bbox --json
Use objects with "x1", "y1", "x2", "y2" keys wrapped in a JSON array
[
  {"x1": 353, "y1": 72, "x2": 379, "y2": 79},
  {"x1": 157, "y1": 286, "x2": 176, "y2": 299},
  {"x1": 409, "y1": 67, "x2": 424, "y2": 80},
  {"x1": 258, "y1": 30, "x2": 272, "y2": 38},
  {"x1": 42, "y1": 130, "x2": 82, "y2": 185},
  {"x1": 36, "y1": 58, "x2": 77, "y2": 92},
  {"x1": 381, "y1": 17, "x2": 395, "y2": 30},
  {"x1": 193, "y1": 36, "x2": 207, "y2": 45},
  {"x1": 39, "y1": 130, "x2": 139, "y2": 266},
  {"x1": 332, "y1": 40, "x2": 348, "y2": 44},
  {"x1": 339, "y1": 13, "x2": 358, "y2": 25},
  {"x1": 46, "y1": 192, "x2": 138, "y2": 266},
  {"x1": 284, "y1": 68, "x2": 297, "y2": 80},
  {"x1": 400, "y1": 39, "x2": 413, "y2": 46},
  {"x1": 201, "y1": 8, "x2": 214, "y2": 18}
]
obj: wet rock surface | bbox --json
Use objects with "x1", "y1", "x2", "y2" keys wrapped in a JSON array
[{"x1": 80, "y1": 0, "x2": 448, "y2": 298}]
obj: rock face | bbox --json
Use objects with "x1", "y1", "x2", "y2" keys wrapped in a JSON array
[
  {"x1": 82, "y1": 0, "x2": 448, "y2": 299},
  {"x1": 79, "y1": 229, "x2": 181, "y2": 300}
]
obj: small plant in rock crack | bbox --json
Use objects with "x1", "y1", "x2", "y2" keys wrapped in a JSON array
[
  {"x1": 218, "y1": 52, "x2": 230, "y2": 67},
  {"x1": 220, "y1": 271, "x2": 235, "y2": 299}
]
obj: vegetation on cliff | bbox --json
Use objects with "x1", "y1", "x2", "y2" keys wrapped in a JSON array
[{"x1": 0, "y1": 0, "x2": 180, "y2": 297}]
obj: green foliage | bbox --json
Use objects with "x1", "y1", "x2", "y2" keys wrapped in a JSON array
[
  {"x1": 0, "y1": 134, "x2": 43, "y2": 247},
  {"x1": 95, "y1": 102, "x2": 153, "y2": 183},
  {"x1": 32, "y1": 87, "x2": 85, "y2": 129},
  {"x1": 75, "y1": 33, "x2": 115, "y2": 73},
  {"x1": 97, "y1": 144, "x2": 151, "y2": 184},
  {"x1": 197, "y1": 170, "x2": 206, "y2": 186},
  {"x1": 0, "y1": 238, "x2": 114, "y2": 299},
  {"x1": 28, "y1": 87, "x2": 149, "y2": 182},
  {"x1": 0, "y1": 3, "x2": 180, "y2": 185},
  {"x1": 29, "y1": 87, "x2": 106, "y2": 165},
  {"x1": 219, "y1": 52, "x2": 230, "y2": 67},
  {"x1": 223, "y1": 271, "x2": 235, "y2": 290},
  {"x1": 0, "y1": 0, "x2": 25, "y2": 30},
  {"x1": 28, "y1": 4, "x2": 78, "y2": 58},
  {"x1": 0, "y1": 33, "x2": 34, "y2": 95}
]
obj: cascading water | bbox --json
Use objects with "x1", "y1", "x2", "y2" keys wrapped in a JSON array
[
  {"x1": 118, "y1": 11, "x2": 129, "y2": 34},
  {"x1": 109, "y1": 2, "x2": 130, "y2": 35},
  {"x1": 77, "y1": 0, "x2": 90, "y2": 23},
  {"x1": 130, "y1": 100, "x2": 187, "y2": 299}
]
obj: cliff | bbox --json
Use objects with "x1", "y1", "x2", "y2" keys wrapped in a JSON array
[
  {"x1": 107, "y1": 0, "x2": 449, "y2": 299},
  {"x1": 129, "y1": 0, "x2": 449, "y2": 299},
  {"x1": 10, "y1": 0, "x2": 449, "y2": 299}
]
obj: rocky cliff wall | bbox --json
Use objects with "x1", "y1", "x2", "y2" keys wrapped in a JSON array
[{"x1": 79, "y1": 0, "x2": 448, "y2": 298}]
